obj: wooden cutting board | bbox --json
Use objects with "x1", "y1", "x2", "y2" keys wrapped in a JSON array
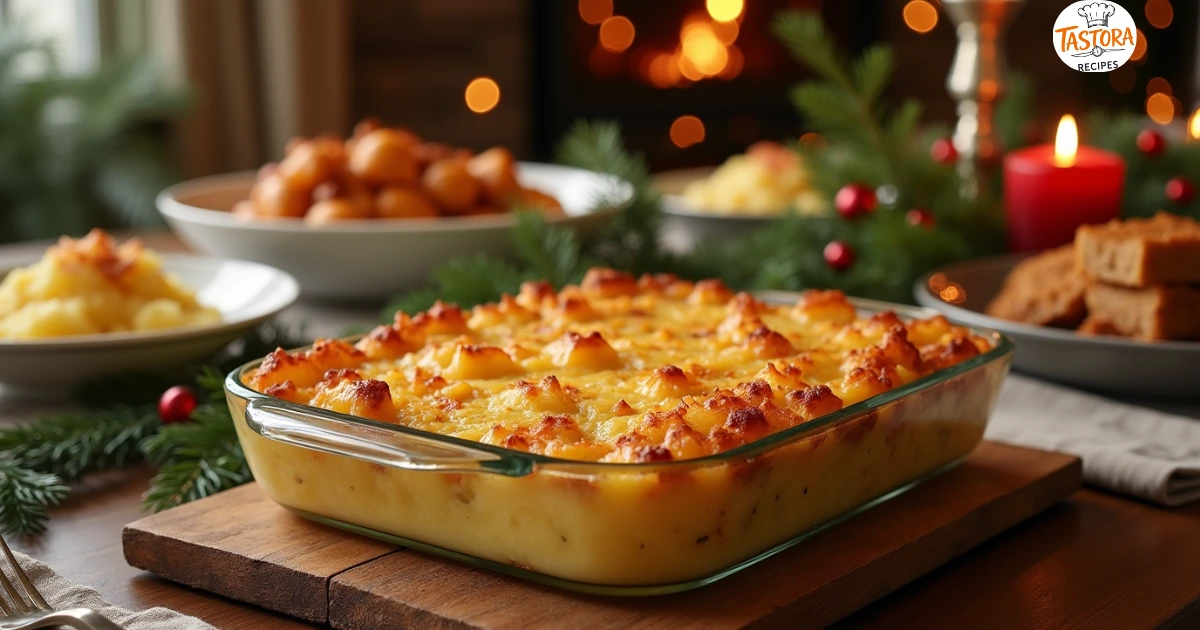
[{"x1": 123, "y1": 441, "x2": 1080, "y2": 630}]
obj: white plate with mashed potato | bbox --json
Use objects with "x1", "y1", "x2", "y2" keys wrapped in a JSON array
[
  {"x1": 0, "y1": 230, "x2": 298, "y2": 392},
  {"x1": 656, "y1": 142, "x2": 827, "y2": 250}
]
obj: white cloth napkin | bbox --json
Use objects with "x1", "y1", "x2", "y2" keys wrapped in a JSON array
[
  {"x1": 987, "y1": 375, "x2": 1200, "y2": 506},
  {"x1": 2, "y1": 550, "x2": 214, "y2": 630}
]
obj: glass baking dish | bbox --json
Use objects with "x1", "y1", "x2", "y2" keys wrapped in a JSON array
[{"x1": 224, "y1": 297, "x2": 1013, "y2": 596}]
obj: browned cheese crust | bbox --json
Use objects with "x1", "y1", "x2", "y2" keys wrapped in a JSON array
[{"x1": 249, "y1": 269, "x2": 994, "y2": 463}]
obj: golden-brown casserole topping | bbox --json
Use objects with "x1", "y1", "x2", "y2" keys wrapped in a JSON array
[{"x1": 249, "y1": 269, "x2": 992, "y2": 463}]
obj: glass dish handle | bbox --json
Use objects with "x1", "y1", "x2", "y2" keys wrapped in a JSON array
[{"x1": 244, "y1": 398, "x2": 533, "y2": 477}]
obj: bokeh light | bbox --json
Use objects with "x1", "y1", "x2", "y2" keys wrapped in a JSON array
[
  {"x1": 903, "y1": 1, "x2": 938, "y2": 34},
  {"x1": 1146, "y1": 77, "x2": 1172, "y2": 95},
  {"x1": 720, "y1": 45, "x2": 744, "y2": 79},
  {"x1": 464, "y1": 77, "x2": 500, "y2": 114},
  {"x1": 678, "y1": 53, "x2": 704, "y2": 81},
  {"x1": 939, "y1": 283, "x2": 966, "y2": 304},
  {"x1": 712, "y1": 18, "x2": 739, "y2": 45},
  {"x1": 1146, "y1": 92, "x2": 1175, "y2": 125},
  {"x1": 670, "y1": 115, "x2": 706, "y2": 148},
  {"x1": 1190, "y1": 109, "x2": 1200, "y2": 140},
  {"x1": 578, "y1": 0, "x2": 612, "y2": 25},
  {"x1": 927, "y1": 272, "x2": 949, "y2": 293},
  {"x1": 599, "y1": 16, "x2": 635, "y2": 52},
  {"x1": 1131, "y1": 29, "x2": 1147, "y2": 61},
  {"x1": 1145, "y1": 0, "x2": 1174, "y2": 29},
  {"x1": 706, "y1": 0, "x2": 743, "y2": 23},
  {"x1": 682, "y1": 21, "x2": 729, "y2": 75},
  {"x1": 630, "y1": 9, "x2": 743, "y2": 89}
]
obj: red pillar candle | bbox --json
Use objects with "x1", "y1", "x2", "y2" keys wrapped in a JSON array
[{"x1": 1003, "y1": 115, "x2": 1125, "y2": 252}]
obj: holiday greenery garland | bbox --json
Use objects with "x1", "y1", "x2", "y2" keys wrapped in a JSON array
[
  {"x1": 5, "y1": 9, "x2": 1200, "y2": 537},
  {"x1": 0, "y1": 324, "x2": 305, "y2": 536}
]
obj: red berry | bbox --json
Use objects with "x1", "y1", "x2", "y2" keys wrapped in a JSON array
[
  {"x1": 1137, "y1": 129, "x2": 1167, "y2": 157},
  {"x1": 1166, "y1": 177, "x2": 1195, "y2": 204},
  {"x1": 158, "y1": 385, "x2": 198, "y2": 424},
  {"x1": 906, "y1": 208, "x2": 936, "y2": 228},
  {"x1": 930, "y1": 137, "x2": 958, "y2": 165},
  {"x1": 834, "y1": 184, "x2": 877, "y2": 220},
  {"x1": 823, "y1": 240, "x2": 856, "y2": 271}
]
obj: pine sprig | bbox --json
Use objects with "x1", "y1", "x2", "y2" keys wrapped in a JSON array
[
  {"x1": 773, "y1": 13, "x2": 910, "y2": 185},
  {"x1": 139, "y1": 343, "x2": 302, "y2": 513},
  {"x1": 0, "y1": 407, "x2": 159, "y2": 482},
  {"x1": 1084, "y1": 112, "x2": 1200, "y2": 221},
  {"x1": 0, "y1": 462, "x2": 69, "y2": 537},
  {"x1": 556, "y1": 120, "x2": 666, "y2": 274},
  {"x1": 512, "y1": 212, "x2": 589, "y2": 288},
  {"x1": 141, "y1": 410, "x2": 251, "y2": 513},
  {"x1": 384, "y1": 254, "x2": 527, "y2": 316},
  {"x1": 0, "y1": 26, "x2": 188, "y2": 244},
  {"x1": 0, "y1": 323, "x2": 307, "y2": 535}
]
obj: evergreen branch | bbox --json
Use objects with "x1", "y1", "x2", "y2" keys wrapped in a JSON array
[
  {"x1": 0, "y1": 407, "x2": 159, "y2": 482},
  {"x1": 995, "y1": 71, "x2": 1035, "y2": 153},
  {"x1": 383, "y1": 254, "x2": 527, "y2": 317},
  {"x1": 512, "y1": 211, "x2": 587, "y2": 288},
  {"x1": 773, "y1": 10, "x2": 901, "y2": 185},
  {"x1": 556, "y1": 120, "x2": 665, "y2": 274},
  {"x1": 0, "y1": 462, "x2": 68, "y2": 537},
  {"x1": 851, "y1": 45, "x2": 894, "y2": 109},
  {"x1": 141, "y1": 406, "x2": 250, "y2": 512}
]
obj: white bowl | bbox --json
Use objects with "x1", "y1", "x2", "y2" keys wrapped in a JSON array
[
  {"x1": 158, "y1": 163, "x2": 623, "y2": 300},
  {"x1": 0, "y1": 254, "x2": 298, "y2": 393}
]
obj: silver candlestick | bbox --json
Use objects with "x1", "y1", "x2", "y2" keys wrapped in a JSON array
[{"x1": 942, "y1": 0, "x2": 1027, "y2": 183}]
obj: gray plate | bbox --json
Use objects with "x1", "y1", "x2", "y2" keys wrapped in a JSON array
[
  {"x1": 660, "y1": 194, "x2": 776, "y2": 251},
  {"x1": 914, "y1": 255, "x2": 1200, "y2": 400}
]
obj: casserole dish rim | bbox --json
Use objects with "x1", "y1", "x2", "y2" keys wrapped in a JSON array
[{"x1": 225, "y1": 295, "x2": 1014, "y2": 474}]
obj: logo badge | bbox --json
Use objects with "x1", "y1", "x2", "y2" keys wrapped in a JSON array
[{"x1": 1053, "y1": 1, "x2": 1137, "y2": 72}]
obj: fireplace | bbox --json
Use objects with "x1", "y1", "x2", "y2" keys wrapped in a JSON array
[
  {"x1": 530, "y1": 0, "x2": 881, "y2": 170},
  {"x1": 350, "y1": 0, "x2": 1200, "y2": 170}
]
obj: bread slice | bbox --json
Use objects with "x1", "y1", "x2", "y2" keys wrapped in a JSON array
[
  {"x1": 985, "y1": 245, "x2": 1087, "y2": 328},
  {"x1": 1076, "y1": 316, "x2": 1121, "y2": 337},
  {"x1": 1083, "y1": 282, "x2": 1200, "y2": 341},
  {"x1": 1075, "y1": 213, "x2": 1200, "y2": 288}
]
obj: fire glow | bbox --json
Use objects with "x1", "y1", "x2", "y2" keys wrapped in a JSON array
[
  {"x1": 1054, "y1": 115, "x2": 1078, "y2": 167},
  {"x1": 642, "y1": 11, "x2": 744, "y2": 88},
  {"x1": 580, "y1": 5, "x2": 747, "y2": 88}
]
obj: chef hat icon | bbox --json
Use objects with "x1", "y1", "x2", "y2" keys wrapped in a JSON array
[{"x1": 1078, "y1": 2, "x2": 1117, "y2": 28}]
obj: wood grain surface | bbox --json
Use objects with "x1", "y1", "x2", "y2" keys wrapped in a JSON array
[
  {"x1": 124, "y1": 442, "x2": 1081, "y2": 629},
  {"x1": 123, "y1": 484, "x2": 396, "y2": 623}
]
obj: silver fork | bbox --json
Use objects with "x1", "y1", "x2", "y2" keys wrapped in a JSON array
[{"x1": 0, "y1": 536, "x2": 123, "y2": 630}]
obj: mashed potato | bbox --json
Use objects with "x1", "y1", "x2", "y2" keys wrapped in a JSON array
[
  {"x1": 682, "y1": 141, "x2": 826, "y2": 216},
  {"x1": 0, "y1": 230, "x2": 220, "y2": 339}
]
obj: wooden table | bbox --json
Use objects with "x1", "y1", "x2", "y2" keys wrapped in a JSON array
[{"x1": 4, "y1": 234, "x2": 1200, "y2": 629}]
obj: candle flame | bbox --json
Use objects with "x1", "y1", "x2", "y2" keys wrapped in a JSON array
[
  {"x1": 1190, "y1": 108, "x2": 1200, "y2": 141},
  {"x1": 1055, "y1": 115, "x2": 1078, "y2": 167}
]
